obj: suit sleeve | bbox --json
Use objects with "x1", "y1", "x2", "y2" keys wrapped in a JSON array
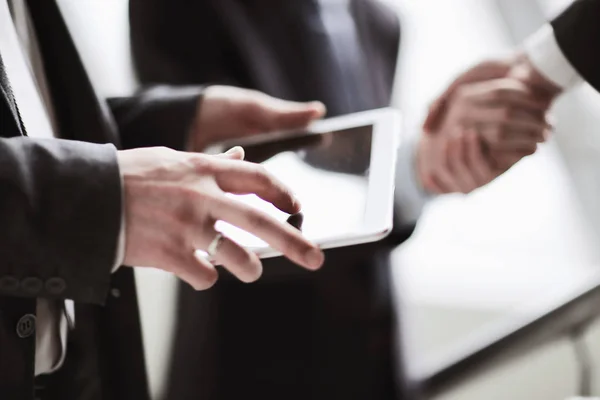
[
  {"x1": 552, "y1": 0, "x2": 600, "y2": 92},
  {"x1": 108, "y1": 85, "x2": 204, "y2": 151},
  {"x1": 0, "y1": 137, "x2": 121, "y2": 305}
]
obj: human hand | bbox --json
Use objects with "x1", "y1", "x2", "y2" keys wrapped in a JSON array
[
  {"x1": 508, "y1": 52, "x2": 562, "y2": 106},
  {"x1": 420, "y1": 59, "x2": 553, "y2": 193},
  {"x1": 417, "y1": 126, "x2": 500, "y2": 194},
  {"x1": 118, "y1": 146, "x2": 324, "y2": 290},
  {"x1": 189, "y1": 86, "x2": 326, "y2": 152}
]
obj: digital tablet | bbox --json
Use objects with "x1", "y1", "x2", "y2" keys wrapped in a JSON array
[{"x1": 205, "y1": 108, "x2": 401, "y2": 259}]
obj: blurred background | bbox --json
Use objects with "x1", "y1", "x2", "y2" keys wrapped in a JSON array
[{"x1": 57, "y1": 0, "x2": 600, "y2": 399}]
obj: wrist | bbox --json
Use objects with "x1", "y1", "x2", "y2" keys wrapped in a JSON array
[{"x1": 514, "y1": 52, "x2": 563, "y2": 97}]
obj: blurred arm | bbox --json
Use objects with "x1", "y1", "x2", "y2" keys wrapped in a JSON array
[
  {"x1": 395, "y1": 133, "x2": 430, "y2": 224},
  {"x1": 0, "y1": 137, "x2": 121, "y2": 304},
  {"x1": 108, "y1": 85, "x2": 204, "y2": 151}
]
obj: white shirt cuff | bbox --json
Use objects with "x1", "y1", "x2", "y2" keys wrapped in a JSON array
[
  {"x1": 112, "y1": 164, "x2": 126, "y2": 273},
  {"x1": 394, "y1": 133, "x2": 431, "y2": 224},
  {"x1": 523, "y1": 24, "x2": 583, "y2": 90}
]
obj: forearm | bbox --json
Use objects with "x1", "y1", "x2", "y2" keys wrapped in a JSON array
[
  {"x1": 0, "y1": 137, "x2": 121, "y2": 304},
  {"x1": 108, "y1": 85, "x2": 204, "y2": 151}
]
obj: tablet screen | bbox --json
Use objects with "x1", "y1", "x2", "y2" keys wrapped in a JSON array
[{"x1": 215, "y1": 125, "x2": 373, "y2": 248}]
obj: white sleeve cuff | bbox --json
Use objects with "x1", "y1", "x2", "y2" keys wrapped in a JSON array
[
  {"x1": 523, "y1": 24, "x2": 583, "y2": 90},
  {"x1": 394, "y1": 132, "x2": 431, "y2": 224},
  {"x1": 112, "y1": 165, "x2": 126, "y2": 273}
]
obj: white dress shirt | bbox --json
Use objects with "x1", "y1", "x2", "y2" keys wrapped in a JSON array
[
  {"x1": 1, "y1": 0, "x2": 125, "y2": 376},
  {"x1": 524, "y1": 23, "x2": 583, "y2": 90}
]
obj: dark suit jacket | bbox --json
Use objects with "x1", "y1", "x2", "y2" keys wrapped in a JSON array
[
  {"x1": 0, "y1": 1, "x2": 203, "y2": 399},
  {"x1": 550, "y1": 0, "x2": 600, "y2": 92},
  {"x1": 129, "y1": 1, "x2": 412, "y2": 400},
  {"x1": 552, "y1": 0, "x2": 600, "y2": 91}
]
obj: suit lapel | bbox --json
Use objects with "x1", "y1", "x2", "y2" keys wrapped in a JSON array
[{"x1": 25, "y1": 0, "x2": 121, "y2": 147}]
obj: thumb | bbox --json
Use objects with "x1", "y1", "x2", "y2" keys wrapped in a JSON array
[{"x1": 216, "y1": 146, "x2": 245, "y2": 160}]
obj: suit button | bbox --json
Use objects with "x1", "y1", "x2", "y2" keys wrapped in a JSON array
[
  {"x1": 16, "y1": 314, "x2": 36, "y2": 338},
  {"x1": 0, "y1": 276, "x2": 19, "y2": 293},
  {"x1": 21, "y1": 277, "x2": 43, "y2": 295},
  {"x1": 45, "y1": 277, "x2": 66, "y2": 295}
]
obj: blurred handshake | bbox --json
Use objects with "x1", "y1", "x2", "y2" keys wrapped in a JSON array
[{"x1": 417, "y1": 53, "x2": 563, "y2": 195}]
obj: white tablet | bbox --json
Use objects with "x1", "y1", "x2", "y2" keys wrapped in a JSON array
[{"x1": 206, "y1": 108, "x2": 401, "y2": 259}]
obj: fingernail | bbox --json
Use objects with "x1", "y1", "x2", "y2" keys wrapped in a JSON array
[
  {"x1": 310, "y1": 101, "x2": 326, "y2": 115},
  {"x1": 225, "y1": 146, "x2": 243, "y2": 155},
  {"x1": 292, "y1": 195, "x2": 302, "y2": 211},
  {"x1": 305, "y1": 248, "x2": 324, "y2": 270}
]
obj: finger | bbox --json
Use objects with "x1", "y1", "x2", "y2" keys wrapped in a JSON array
[
  {"x1": 258, "y1": 99, "x2": 326, "y2": 132},
  {"x1": 467, "y1": 106, "x2": 548, "y2": 136},
  {"x1": 214, "y1": 146, "x2": 246, "y2": 160},
  {"x1": 211, "y1": 196, "x2": 324, "y2": 270},
  {"x1": 469, "y1": 79, "x2": 548, "y2": 111},
  {"x1": 169, "y1": 249, "x2": 218, "y2": 291},
  {"x1": 430, "y1": 138, "x2": 464, "y2": 193},
  {"x1": 424, "y1": 175, "x2": 449, "y2": 194},
  {"x1": 210, "y1": 159, "x2": 301, "y2": 214},
  {"x1": 478, "y1": 125, "x2": 544, "y2": 151},
  {"x1": 423, "y1": 60, "x2": 512, "y2": 132},
  {"x1": 423, "y1": 97, "x2": 448, "y2": 133},
  {"x1": 446, "y1": 131, "x2": 477, "y2": 193},
  {"x1": 464, "y1": 129, "x2": 495, "y2": 186},
  {"x1": 206, "y1": 231, "x2": 263, "y2": 283}
]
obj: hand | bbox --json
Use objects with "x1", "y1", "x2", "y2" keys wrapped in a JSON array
[
  {"x1": 418, "y1": 127, "x2": 499, "y2": 194},
  {"x1": 190, "y1": 86, "x2": 327, "y2": 151},
  {"x1": 508, "y1": 52, "x2": 563, "y2": 102},
  {"x1": 420, "y1": 59, "x2": 553, "y2": 193},
  {"x1": 118, "y1": 146, "x2": 325, "y2": 290}
]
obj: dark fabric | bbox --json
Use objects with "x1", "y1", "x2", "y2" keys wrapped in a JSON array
[
  {"x1": 129, "y1": 1, "x2": 410, "y2": 399},
  {"x1": 0, "y1": 52, "x2": 24, "y2": 135},
  {"x1": 108, "y1": 85, "x2": 204, "y2": 151},
  {"x1": 0, "y1": 0, "x2": 204, "y2": 398},
  {"x1": 552, "y1": 0, "x2": 600, "y2": 92},
  {"x1": 130, "y1": 0, "x2": 400, "y2": 116}
]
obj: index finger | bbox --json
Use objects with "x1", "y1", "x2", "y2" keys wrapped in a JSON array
[
  {"x1": 210, "y1": 159, "x2": 301, "y2": 215},
  {"x1": 212, "y1": 196, "x2": 324, "y2": 270}
]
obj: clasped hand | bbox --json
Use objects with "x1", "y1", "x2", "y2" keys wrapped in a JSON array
[{"x1": 418, "y1": 56, "x2": 557, "y2": 194}]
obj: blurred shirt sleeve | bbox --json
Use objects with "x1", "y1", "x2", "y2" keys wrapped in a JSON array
[
  {"x1": 395, "y1": 132, "x2": 431, "y2": 224},
  {"x1": 524, "y1": 24, "x2": 583, "y2": 90}
]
